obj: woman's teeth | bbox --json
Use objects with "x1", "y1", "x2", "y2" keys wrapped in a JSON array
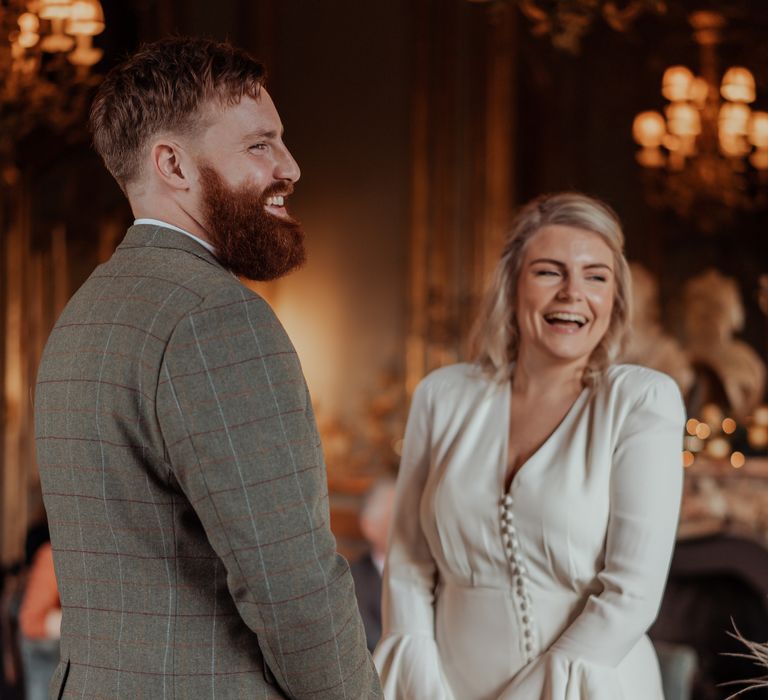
[{"x1": 544, "y1": 312, "x2": 587, "y2": 327}]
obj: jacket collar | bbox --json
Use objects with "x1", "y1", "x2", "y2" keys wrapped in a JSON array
[{"x1": 117, "y1": 223, "x2": 222, "y2": 269}]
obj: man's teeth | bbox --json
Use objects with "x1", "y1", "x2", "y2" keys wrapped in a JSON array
[
  {"x1": 544, "y1": 312, "x2": 587, "y2": 327},
  {"x1": 265, "y1": 195, "x2": 285, "y2": 207}
]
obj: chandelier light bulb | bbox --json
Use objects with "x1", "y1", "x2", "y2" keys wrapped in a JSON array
[
  {"x1": 39, "y1": 27, "x2": 75, "y2": 53},
  {"x1": 662, "y1": 66, "x2": 695, "y2": 102},
  {"x1": 17, "y1": 31, "x2": 39, "y2": 49},
  {"x1": 67, "y1": 0, "x2": 105, "y2": 37},
  {"x1": 666, "y1": 102, "x2": 701, "y2": 137},
  {"x1": 17, "y1": 13, "x2": 40, "y2": 34},
  {"x1": 39, "y1": 25, "x2": 75, "y2": 53},
  {"x1": 750, "y1": 149, "x2": 768, "y2": 171},
  {"x1": 719, "y1": 102, "x2": 751, "y2": 137},
  {"x1": 632, "y1": 18, "x2": 766, "y2": 214},
  {"x1": 688, "y1": 76, "x2": 709, "y2": 107},
  {"x1": 719, "y1": 134, "x2": 750, "y2": 158},
  {"x1": 636, "y1": 147, "x2": 665, "y2": 168},
  {"x1": 38, "y1": 0, "x2": 74, "y2": 20},
  {"x1": 748, "y1": 111, "x2": 768, "y2": 148},
  {"x1": 721, "y1": 67, "x2": 756, "y2": 103},
  {"x1": 632, "y1": 111, "x2": 666, "y2": 147},
  {"x1": 67, "y1": 33, "x2": 102, "y2": 66}
]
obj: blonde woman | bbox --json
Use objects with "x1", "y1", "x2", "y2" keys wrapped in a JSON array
[{"x1": 374, "y1": 193, "x2": 685, "y2": 699}]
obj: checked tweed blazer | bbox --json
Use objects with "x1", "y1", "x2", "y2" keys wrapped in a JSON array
[{"x1": 34, "y1": 224, "x2": 381, "y2": 699}]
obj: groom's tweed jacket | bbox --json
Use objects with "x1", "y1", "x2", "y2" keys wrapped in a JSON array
[{"x1": 35, "y1": 224, "x2": 381, "y2": 699}]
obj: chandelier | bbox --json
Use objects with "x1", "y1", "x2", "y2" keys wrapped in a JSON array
[
  {"x1": 467, "y1": 0, "x2": 667, "y2": 53},
  {"x1": 632, "y1": 11, "x2": 768, "y2": 225},
  {"x1": 0, "y1": 0, "x2": 105, "y2": 171}
]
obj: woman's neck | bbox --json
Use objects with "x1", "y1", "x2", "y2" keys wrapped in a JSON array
[{"x1": 511, "y1": 351, "x2": 586, "y2": 400}]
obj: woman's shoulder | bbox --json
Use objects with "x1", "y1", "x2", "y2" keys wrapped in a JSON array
[
  {"x1": 602, "y1": 363, "x2": 685, "y2": 414},
  {"x1": 605, "y1": 363, "x2": 680, "y2": 390},
  {"x1": 416, "y1": 362, "x2": 495, "y2": 400}
]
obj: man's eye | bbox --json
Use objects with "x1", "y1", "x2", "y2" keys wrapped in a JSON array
[{"x1": 250, "y1": 143, "x2": 268, "y2": 151}]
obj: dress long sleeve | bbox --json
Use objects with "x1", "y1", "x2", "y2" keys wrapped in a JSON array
[
  {"x1": 497, "y1": 373, "x2": 685, "y2": 699},
  {"x1": 373, "y1": 381, "x2": 456, "y2": 700}
]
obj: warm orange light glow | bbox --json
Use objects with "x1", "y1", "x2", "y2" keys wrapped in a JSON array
[
  {"x1": 684, "y1": 435, "x2": 703, "y2": 453},
  {"x1": 633, "y1": 111, "x2": 666, "y2": 147},
  {"x1": 719, "y1": 102, "x2": 751, "y2": 137},
  {"x1": 682, "y1": 450, "x2": 695, "y2": 468},
  {"x1": 720, "y1": 135, "x2": 750, "y2": 158},
  {"x1": 39, "y1": 0, "x2": 74, "y2": 20},
  {"x1": 754, "y1": 406, "x2": 768, "y2": 426},
  {"x1": 686, "y1": 418, "x2": 700, "y2": 435},
  {"x1": 39, "y1": 26, "x2": 75, "y2": 53},
  {"x1": 722, "y1": 418, "x2": 737, "y2": 434},
  {"x1": 749, "y1": 112, "x2": 768, "y2": 148},
  {"x1": 67, "y1": 0, "x2": 105, "y2": 36},
  {"x1": 695, "y1": 423, "x2": 711, "y2": 440},
  {"x1": 748, "y1": 425, "x2": 768, "y2": 449},
  {"x1": 636, "y1": 147, "x2": 665, "y2": 168},
  {"x1": 17, "y1": 31, "x2": 39, "y2": 49},
  {"x1": 730, "y1": 451, "x2": 746, "y2": 469},
  {"x1": 705, "y1": 437, "x2": 730, "y2": 460},
  {"x1": 67, "y1": 34, "x2": 102, "y2": 66},
  {"x1": 721, "y1": 67, "x2": 756, "y2": 103},
  {"x1": 662, "y1": 66, "x2": 695, "y2": 102},
  {"x1": 666, "y1": 102, "x2": 701, "y2": 136},
  {"x1": 18, "y1": 12, "x2": 40, "y2": 33},
  {"x1": 701, "y1": 403, "x2": 723, "y2": 429},
  {"x1": 689, "y1": 77, "x2": 709, "y2": 107},
  {"x1": 750, "y1": 149, "x2": 768, "y2": 171}
]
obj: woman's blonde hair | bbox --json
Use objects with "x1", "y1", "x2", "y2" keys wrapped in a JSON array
[{"x1": 470, "y1": 192, "x2": 632, "y2": 385}]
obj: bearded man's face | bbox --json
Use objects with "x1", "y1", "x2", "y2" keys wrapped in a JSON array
[
  {"x1": 189, "y1": 92, "x2": 305, "y2": 281},
  {"x1": 198, "y1": 162, "x2": 306, "y2": 281}
]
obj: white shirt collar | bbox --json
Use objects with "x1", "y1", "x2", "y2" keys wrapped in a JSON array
[{"x1": 133, "y1": 218, "x2": 216, "y2": 255}]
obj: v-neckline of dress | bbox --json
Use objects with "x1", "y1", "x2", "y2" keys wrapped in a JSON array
[{"x1": 502, "y1": 382, "x2": 591, "y2": 494}]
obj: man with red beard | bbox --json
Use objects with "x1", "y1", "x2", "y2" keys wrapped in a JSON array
[{"x1": 34, "y1": 37, "x2": 381, "y2": 700}]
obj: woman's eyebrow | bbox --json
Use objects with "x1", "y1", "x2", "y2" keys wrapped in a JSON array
[{"x1": 529, "y1": 257, "x2": 564, "y2": 266}]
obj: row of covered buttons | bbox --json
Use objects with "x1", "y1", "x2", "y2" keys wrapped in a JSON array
[{"x1": 499, "y1": 493, "x2": 537, "y2": 662}]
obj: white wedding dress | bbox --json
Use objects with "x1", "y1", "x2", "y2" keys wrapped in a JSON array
[{"x1": 373, "y1": 363, "x2": 685, "y2": 700}]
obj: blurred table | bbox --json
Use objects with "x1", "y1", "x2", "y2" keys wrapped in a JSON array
[{"x1": 680, "y1": 457, "x2": 768, "y2": 543}]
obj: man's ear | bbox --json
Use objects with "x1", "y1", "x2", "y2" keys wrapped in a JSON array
[{"x1": 150, "y1": 140, "x2": 194, "y2": 191}]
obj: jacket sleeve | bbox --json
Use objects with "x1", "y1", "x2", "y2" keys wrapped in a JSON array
[
  {"x1": 156, "y1": 285, "x2": 381, "y2": 699},
  {"x1": 498, "y1": 372, "x2": 686, "y2": 699},
  {"x1": 373, "y1": 379, "x2": 455, "y2": 700}
]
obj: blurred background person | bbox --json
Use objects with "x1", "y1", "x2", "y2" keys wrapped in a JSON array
[
  {"x1": 351, "y1": 478, "x2": 396, "y2": 652},
  {"x1": 18, "y1": 541, "x2": 60, "y2": 700}
]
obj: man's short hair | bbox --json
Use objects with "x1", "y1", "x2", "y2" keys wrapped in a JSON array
[{"x1": 90, "y1": 36, "x2": 266, "y2": 191}]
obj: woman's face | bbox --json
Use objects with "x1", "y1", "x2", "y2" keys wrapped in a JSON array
[{"x1": 515, "y1": 224, "x2": 616, "y2": 368}]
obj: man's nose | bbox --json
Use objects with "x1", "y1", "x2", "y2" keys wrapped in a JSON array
[{"x1": 275, "y1": 144, "x2": 301, "y2": 183}]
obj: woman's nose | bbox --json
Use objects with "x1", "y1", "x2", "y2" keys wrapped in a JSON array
[{"x1": 556, "y1": 276, "x2": 584, "y2": 301}]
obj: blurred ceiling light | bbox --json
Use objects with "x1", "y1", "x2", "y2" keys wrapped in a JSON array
[
  {"x1": 632, "y1": 11, "x2": 768, "y2": 225},
  {"x1": 1, "y1": 0, "x2": 105, "y2": 163}
]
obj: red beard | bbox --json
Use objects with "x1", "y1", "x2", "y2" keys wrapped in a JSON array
[{"x1": 198, "y1": 164, "x2": 306, "y2": 281}]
